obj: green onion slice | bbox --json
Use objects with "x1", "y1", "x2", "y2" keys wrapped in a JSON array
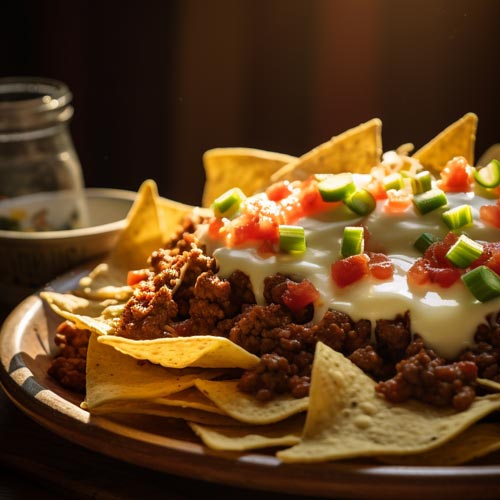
[
  {"x1": 341, "y1": 226, "x2": 364, "y2": 257},
  {"x1": 344, "y1": 189, "x2": 376, "y2": 216},
  {"x1": 212, "y1": 187, "x2": 246, "y2": 218},
  {"x1": 411, "y1": 171, "x2": 432, "y2": 195},
  {"x1": 474, "y1": 159, "x2": 500, "y2": 188},
  {"x1": 413, "y1": 188, "x2": 448, "y2": 215},
  {"x1": 317, "y1": 173, "x2": 356, "y2": 202},
  {"x1": 462, "y1": 265, "x2": 500, "y2": 302},
  {"x1": 414, "y1": 232, "x2": 440, "y2": 253},
  {"x1": 279, "y1": 225, "x2": 306, "y2": 254},
  {"x1": 383, "y1": 173, "x2": 403, "y2": 191},
  {"x1": 445, "y1": 234, "x2": 483, "y2": 268},
  {"x1": 442, "y1": 204, "x2": 473, "y2": 230}
]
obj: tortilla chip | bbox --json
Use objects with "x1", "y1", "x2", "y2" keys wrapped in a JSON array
[
  {"x1": 91, "y1": 402, "x2": 242, "y2": 426},
  {"x1": 98, "y1": 335, "x2": 260, "y2": 370},
  {"x1": 195, "y1": 379, "x2": 309, "y2": 425},
  {"x1": 76, "y1": 263, "x2": 132, "y2": 301},
  {"x1": 84, "y1": 333, "x2": 223, "y2": 410},
  {"x1": 189, "y1": 413, "x2": 305, "y2": 451},
  {"x1": 377, "y1": 423, "x2": 500, "y2": 466},
  {"x1": 202, "y1": 147, "x2": 297, "y2": 207},
  {"x1": 277, "y1": 342, "x2": 500, "y2": 463},
  {"x1": 270, "y1": 118, "x2": 382, "y2": 182},
  {"x1": 107, "y1": 179, "x2": 165, "y2": 272},
  {"x1": 156, "y1": 196, "x2": 211, "y2": 238},
  {"x1": 40, "y1": 291, "x2": 122, "y2": 335},
  {"x1": 478, "y1": 377, "x2": 500, "y2": 392},
  {"x1": 412, "y1": 112, "x2": 478, "y2": 172},
  {"x1": 151, "y1": 387, "x2": 226, "y2": 414}
]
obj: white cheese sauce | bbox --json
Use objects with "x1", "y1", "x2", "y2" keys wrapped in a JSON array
[{"x1": 199, "y1": 184, "x2": 500, "y2": 360}]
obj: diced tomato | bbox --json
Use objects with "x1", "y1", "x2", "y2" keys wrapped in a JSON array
[
  {"x1": 257, "y1": 239, "x2": 278, "y2": 255},
  {"x1": 277, "y1": 177, "x2": 340, "y2": 224},
  {"x1": 365, "y1": 177, "x2": 388, "y2": 201},
  {"x1": 485, "y1": 252, "x2": 500, "y2": 275},
  {"x1": 383, "y1": 189, "x2": 412, "y2": 214},
  {"x1": 472, "y1": 242, "x2": 500, "y2": 274},
  {"x1": 207, "y1": 217, "x2": 225, "y2": 239},
  {"x1": 407, "y1": 259, "x2": 431, "y2": 287},
  {"x1": 437, "y1": 156, "x2": 473, "y2": 192},
  {"x1": 367, "y1": 252, "x2": 394, "y2": 280},
  {"x1": 266, "y1": 181, "x2": 293, "y2": 201},
  {"x1": 279, "y1": 190, "x2": 304, "y2": 224},
  {"x1": 331, "y1": 254, "x2": 370, "y2": 288},
  {"x1": 282, "y1": 279, "x2": 320, "y2": 312},
  {"x1": 479, "y1": 200, "x2": 500, "y2": 228},
  {"x1": 408, "y1": 233, "x2": 463, "y2": 289},
  {"x1": 244, "y1": 194, "x2": 282, "y2": 220},
  {"x1": 297, "y1": 177, "x2": 337, "y2": 218},
  {"x1": 431, "y1": 267, "x2": 462, "y2": 287},
  {"x1": 407, "y1": 258, "x2": 462, "y2": 288},
  {"x1": 424, "y1": 231, "x2": 459, "y2": 268},
  {"x1": 127, "y1": 269, "x2": 150, "y2": 286},
  {"x1": 230, "y1": 212, "x2": 279, "y2": 246}
]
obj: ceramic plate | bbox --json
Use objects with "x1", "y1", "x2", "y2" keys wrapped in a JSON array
[{"x1": 1, "y1": 266, "x2": 500, "y2": 500}]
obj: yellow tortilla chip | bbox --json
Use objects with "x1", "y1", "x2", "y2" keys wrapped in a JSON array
[
  {"x1": 277, "y1": 343, "x2": 500, "y2": 463},
  {"x1": 91, "y1": 402, "x2": 242, "y2": 426},
  {"x1": 84, "y1": 333, "x2": 223, "y2": 410},
  {"x1": 377, "y1": 423, "x2": 500, "y2": 466},
  {"x1": 156, "y1": 196, "x2": 211, "y2": 239},
  {"x1": 189, "y1": 413, "x2": 305, "y2": 451},
  {"x1": 413, "y1": 112, "x2": 478, "y2": 172},
  {"x1": 98, "y1": 335, "x2": 260, "y2": 370},
  {"x1": 202, "y1": 147, "x2": 297, "y2": 207},
  {"x1": 151, "y1": 387, "x2": 226, "y2": 414},
  {"x1": 40, "y1": 291, "x2": 123, "y2": 335},
  {"x1": 195, "y1": 379, "x2": 309, "y2": 425},
  {"x1": 107, "y1": 179, "x2": 164, "y2": 271},
  {"x1": 76, "y1": 263, "x2": 132, "y2": 301},
  {"x1": 270, "y1": 118, "x2": 382, "y2": 182},
  {"x1": 478, "y1": 377, "x2": 500, "y2": 392}
]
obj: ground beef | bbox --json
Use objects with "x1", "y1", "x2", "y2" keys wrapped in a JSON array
[
  {"x1": 376, "y1": 336, "x2": 478, "y2": 411},
  {"x1": 48, "y1": 320, "x2": 90, "y2": 393},
  {"x1": 233, "y1": 307, "x2": 374, "y2": 401},
  {"x1": 116, "y1": 235, "x2": 217, "y2": 339},
  {"x1": 459, "y1": 312, "x2": 500, "y2": 382},
  {"x1": 109, "y1": 230, "x2": 492, "y2": 410},
  {"x1": 50, "y1": 224, "x2": 500, "y2": 411},
  {"x1": 263, "y1": 273, "x2": 314, "y2": 323}
]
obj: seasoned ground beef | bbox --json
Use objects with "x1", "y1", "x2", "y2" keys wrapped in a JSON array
[
  {"x1": 49, "y1": 222, "x2": 499, "y2": 411},
  {"x1": 48, "y1": 320, "x2": 90, "y2": 393},
  {"x1": 459, "y1": 312, "x2": 500, "y2": 382},
  {"x1": 376, "y1": 336, "x2": 478, "y2": 411}
]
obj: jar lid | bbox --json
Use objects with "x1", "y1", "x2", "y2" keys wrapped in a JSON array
[{"x1": 0, "y1": 77, "x2": 74, "y2": 132}]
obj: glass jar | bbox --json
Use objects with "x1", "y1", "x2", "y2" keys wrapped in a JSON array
[{"x1": 0, "y1": 77, "x2": 88, "y2": 231}]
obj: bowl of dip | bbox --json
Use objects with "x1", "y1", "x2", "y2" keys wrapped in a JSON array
[{"x1": 0, "y1": 187, "x2": 136, "y2": 307}]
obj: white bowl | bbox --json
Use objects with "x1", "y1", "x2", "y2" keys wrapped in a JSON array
[{"x1": 0, "y1": 188, "x2": 136, "y2": 307}]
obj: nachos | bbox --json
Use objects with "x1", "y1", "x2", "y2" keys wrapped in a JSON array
[{"x1": 42, "y1": 113, "x2": 500, "y2": 463}]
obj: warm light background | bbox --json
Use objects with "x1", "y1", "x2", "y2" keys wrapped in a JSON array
[{"x1": 3, "y1": 0, "x2": 500, "y2": 205}]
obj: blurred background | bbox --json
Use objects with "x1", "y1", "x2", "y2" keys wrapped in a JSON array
[{"x1": 3, "y1": 0, "x2": 499, "y2": 206}]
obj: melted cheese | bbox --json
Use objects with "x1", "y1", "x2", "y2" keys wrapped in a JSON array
[{"x1": 199, "y1": 183, "x2": 500, "y2": 360}]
